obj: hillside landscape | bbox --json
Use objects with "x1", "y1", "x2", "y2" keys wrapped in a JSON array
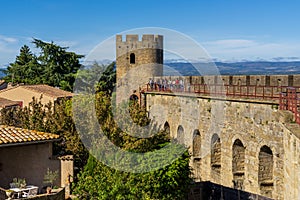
[{"x1": 164, "y1": 61, "x2": 300, "y2": 76}]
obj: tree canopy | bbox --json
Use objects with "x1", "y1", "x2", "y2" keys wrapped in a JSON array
[
  {"x1": 1, "y1": 46, "x2": 192, "y2": 198},
  {"x1": 4, "y1": 39, "x2": 84, "y2": 91},
  {"x1": 75, "y1": 61, "x2": 116, "y2": 95},
  {"x1": 72, "y1": 91, "x2": 192, "y2": 199}
]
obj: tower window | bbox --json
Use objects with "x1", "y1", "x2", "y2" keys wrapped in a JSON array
[{"x1": 130, "y1": 53, "x2": 135, "y2": 64}]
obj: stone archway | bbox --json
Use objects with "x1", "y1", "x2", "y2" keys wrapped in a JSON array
[
  {"x1": 193, "y1": 129, "x2": 201, "y2": 181},
  {"x1": 193, "y1": 130, "x2": 201, "y2": 157},
  {"x1": 258, "y1": 145, "x2": 273, "y2": 198},
  {"x1": 232, "y1": 139, "x2": 245, "y2": 190},
  {"x1": 163, "y1": 121, "x2": 170, "y2": 135},
  {"x1": 177, "y1": 125, "x2": 184, "y2": 144},
  {"x1": 211, "y1": 134, "x2": 221, "y2": 182}
]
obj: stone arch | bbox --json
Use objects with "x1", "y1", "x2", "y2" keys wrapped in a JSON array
[
  {"x1": 193, "y1": 129, "x2": 201, "y2": 157},
  {"x1": 177, "y1": 125, "x2": 184, "y2": 144},
  {"x1": 130, "y1": 53, "x2": 135, "y2": 64},
  {"x1": 258, "y1": 145, "x2": 273, "y2": 198},
  {"x1": 163, "y1": 121, "x2": 170, "y2": 135},
  {"x1": 232, "y1": 139, "x2": 245, "y2": 190},
  {"x1": 192, "y1": 129, "x2": 201, "y2": 181},
  {"x1": 211, "y1": 134, "x2": 221, "y2": 181}
]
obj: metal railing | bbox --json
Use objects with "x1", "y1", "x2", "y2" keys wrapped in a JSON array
[
  {"x1": 279, "y1": 87, "x2": 300, "y2": 124},
  {"x1": 145, "y1": 83, "x2": 300, "y2": 124}
]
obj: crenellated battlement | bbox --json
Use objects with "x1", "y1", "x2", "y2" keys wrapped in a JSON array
[
  {"x1": 152, "y1": 74, "x2": 300, "y2": 87},
  {"x1": 116, "y1": 34, "x2": 163, "y2": 51},
  {"x1": 116, "y1": 34, "x2": 163, "y2": 44},
  {"x1": 116, "y1": 34, "x2": 164, "y2": 103}
]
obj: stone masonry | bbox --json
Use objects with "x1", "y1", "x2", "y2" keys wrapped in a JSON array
[
  {"x1": 116, "y1": 34, "x2": 300, "y2": 200},
  {"x1": 116, "y1": 35, "x2": 163, "y2": 103},
  {"x1": 145, "y1": 92, "x2": 300, "y2": 200}
]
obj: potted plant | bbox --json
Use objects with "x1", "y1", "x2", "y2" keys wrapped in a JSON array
[
  {"x1": 43, "y1": 168, "x2": 58, "y2": 194},
  {"x1": 10, "y1": 178, "x2": 26, "y2": 188}
]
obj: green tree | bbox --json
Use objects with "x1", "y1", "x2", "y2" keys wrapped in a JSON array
[
  {"x1": 73, "y1": 92, "x2": 192, "y2": 199},
  {"x1": 4, "y1": 39, "x2": 84, "y2": 91},
  {"x1": 33, "y1": 38, "x2": 84, "y2": 91},
  {"x1": 75, "y1": 61, "x2": 116, "y2": 95},
  {"x1": 5, "y1": 45, "x2": 42, "y2": 84},
  {"x1": 74, "y1": 150, "x2": 191, "y2": 200}
]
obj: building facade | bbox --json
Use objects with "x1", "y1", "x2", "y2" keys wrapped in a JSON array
[{"x1": 116, "y1": 34, "x2": 300, "y2": 199}]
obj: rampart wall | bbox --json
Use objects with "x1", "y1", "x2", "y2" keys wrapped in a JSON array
[
  {"x1": 152, "y1": 74, "x2": 300, "y2": 87},
  {"x1": 145, "y1": 91, "x2": 300, "y2": 199}
]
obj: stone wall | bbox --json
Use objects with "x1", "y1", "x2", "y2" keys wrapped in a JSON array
[
  {"x1": 188, "y1": 181, "x2": 272, "y2": 200},
  {"x1": 145, "y1": 92, "x2": 300, "y2": 199},
  {"x1": 116, "y1": 34, "x2": 163, "y2": 103},
  {"x1": 151, "y1": 74, "x2": 300, "y2": 90},
  {"x1": 0, "y1": 142, "x2": 60, "y2": 190},
  {"x1": 232, "y1": 139, "x2": 245, "y2": 190},
  {"x1": 0, "y1": 143, "x2": 73, "y2": 195},
  {"x1": 116, "y1": 35, "x2": 163, "y2": 103},
  {"x1": 26, "y1": 188, "x2": 65, "y2": 200}
]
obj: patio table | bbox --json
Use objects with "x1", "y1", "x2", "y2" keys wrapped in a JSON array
[{"x1": 10, "y1": 185, "x2": 38, "y2": 198}]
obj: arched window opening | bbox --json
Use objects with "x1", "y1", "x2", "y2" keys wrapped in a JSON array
[
  {"x1": 130, "y1": 53, "x2": 135, "y2": 64},
  {"x1": 258, "y1": 145, "x2": 273, "y2": 198},
  {"x1": 163, "y1": 121, "x2": 170, "y2": 135},
  {"x1": 193, "y1": 157, "x2": 201, "y2": 181},
  {"x1": 211, "y1": 134, "x2": 221, "y2": 182},
  {"x1": 177, "y1": 125, "x2": 184, "y2": 144},
  {"x1": 193, "y1": 130, "x2": 201, "y2": 157},
  {"x1": 192, "y1": 130, "x2": 201, "y2": 181},
  {"x1": 232, "y1": 139, "x2": 245, "y2": 190}
]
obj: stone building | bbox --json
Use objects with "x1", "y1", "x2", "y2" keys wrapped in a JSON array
[
  {"x1": 116, "y1": 34, "x2": 300, "y2": 199},
  {"x1": 0, "y1": 125, "x2": 73, "y2": 192},
  {"x1": 116, "y1": 34, "x2": 163, "y2": 103},
  {"x1": 0, "y1": 84, "x2": 73, "y2": 108}
]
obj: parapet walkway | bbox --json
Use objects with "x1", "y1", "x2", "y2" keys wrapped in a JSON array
[{"x1": 144, "y1": 83, "x2": 300, "y2": 124}]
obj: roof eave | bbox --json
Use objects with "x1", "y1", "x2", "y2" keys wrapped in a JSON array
[{"x1": 0, "y1": 138, "x2": 60, "y2": 148}]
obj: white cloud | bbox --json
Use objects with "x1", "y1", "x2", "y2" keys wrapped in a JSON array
[
  {"x1": 202, "y1": 39, "x2": 300, "y2": 62},
  {"x1": 0, "y1": 35, "x2": 22, "y2": 66},
  {"x1": 204, "y1": 39, "x2": 257, "y2": 49},
  {"x1": 0, "y1": 35, "x2": 18, "y2": 43}
]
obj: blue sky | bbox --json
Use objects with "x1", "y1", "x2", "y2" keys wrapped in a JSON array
[{"x1": 1, "y1": 0, "x2": 300, "y2": 65}]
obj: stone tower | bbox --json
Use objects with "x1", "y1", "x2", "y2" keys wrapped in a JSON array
[
  {"x1": 115, "y1": 34, "x2": 163, "y2": 102},
  {"x1": 116, "y1": 35, "x2": 163, "y2": 85}
]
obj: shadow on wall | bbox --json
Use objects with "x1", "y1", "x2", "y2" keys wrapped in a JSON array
[{"x1": 188, "y1": 181, "x2": 273, "y2": 200}]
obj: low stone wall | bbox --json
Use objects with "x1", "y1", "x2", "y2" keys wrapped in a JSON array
[{"x1": 26, "y1": 188, "x2": 65, "y2": 200}]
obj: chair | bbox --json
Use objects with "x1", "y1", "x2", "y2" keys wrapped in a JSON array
[
  {"x1": 21, "y1": 186, "x2": 38, "y2": 198},
  {"x1": 28, "y1": 186, "x2": 38, "y2": 196}
]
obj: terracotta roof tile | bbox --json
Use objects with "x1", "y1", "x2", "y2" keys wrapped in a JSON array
[
  {"x1": 0, "y1": 125, "x2": 59, "y2": 146},
  {"x1": 21, "y1": 85, "x2": 73, "y2": 98},
  {"x1": 0, "y1": 84, "x2": 73, "y2": 98},
  {"x1": 0, "y1": 97, "x2": 21, "y2": 108}
]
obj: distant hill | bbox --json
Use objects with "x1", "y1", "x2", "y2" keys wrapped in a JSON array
[
  {"x1": 164, "y1": 61, "x2": 300, "y2": 76},
  {"x1": 0, "y1": 69, "x2": 6, "y2": 79},
  {"x1": 1, "y1": 61, "x2": 300, "y2": 79}
]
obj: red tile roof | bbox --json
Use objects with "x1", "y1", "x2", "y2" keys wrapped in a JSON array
[
  {"x1": 0, "y1": 125, "x2": 59, "y2": 146},
  {"x1": 0, "y1": 98, "x2": 21, "y2": 108},
  {"x1": 0, "y1": 84, "x2": 73, "y2": 98},
  {"x1": 21, "y1": 85, "x2": 73, "y2": 98}
]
